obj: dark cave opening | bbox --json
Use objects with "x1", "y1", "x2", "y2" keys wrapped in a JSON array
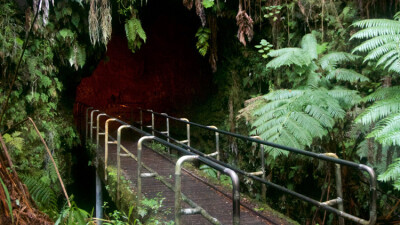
[{"x1": 75, "y1": 0, "x2": 214, "y2": 117}]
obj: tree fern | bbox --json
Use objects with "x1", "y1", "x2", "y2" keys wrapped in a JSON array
[
  {"x1": 249, "y1": 89, "x2": 347, "y2": 158},
  {"x1": 243, "y1": 33, "x2": 363, "y2": 159},
  {"x1": 351, "y1": 13, "x2": 400, "y2": 190}
]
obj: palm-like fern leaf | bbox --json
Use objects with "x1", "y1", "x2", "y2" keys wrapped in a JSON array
[
  {"x1": 364, "y1": 86, "x2": 400, "y2": 102},
  {"x1": 20, "y1": 174, "x2": 58, "y2": 211},
  {"x1": 363, "y1": 42, "x2": 398, "y2": 62},
  {"x1": 356, "y1": 96, "x2": 400, "y2": 125},
  {"x1": 376, "y1": 49, "x2": 398, "y2": 67},
  {"x1": 351, "y1": 17, "x2": 400, "y2": 73},
  {"x1": 328, "y1": 88, "x2": 362, "y2": 106},
  {"x1": 266, "y1": 48, "x2": 311, "y2": 69},
  {"x1": 326, "y1": 68, "x2": 369, "y2": 83},
  {"x1": 249, "y1": 89, "x2": 348, "y2": 158},
  {"x1": 351, "y1": 19, "x2": 400, "y2": 38},
  {"x1": 320, "y1": 52, "x2": 359, "y2": 70},
  {"x1": 378, "y1": 158, "x2": 400, "y2": 190},
  {"x1": 368, "y1": 113, "x2": 400, "y2": 146},
  {"x1": 352, "y1": 35, "x2": 400, "y2": 53},
  {"x1": 301, "y1": 34, "x2": 318, "y2": 60}
]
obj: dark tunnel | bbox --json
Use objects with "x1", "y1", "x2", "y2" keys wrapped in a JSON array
[{"x1": 75, "y1": 0, "x2": 214, "y2": 118}]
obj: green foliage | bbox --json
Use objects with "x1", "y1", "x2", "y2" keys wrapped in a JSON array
[
  {"x1": 241, "y1": 34, "x2": 363, "y2": 158},
  {"x1": 59, "y1": 29, "x2": 75, "y2": 40},
  {"x1": 55, "y1": 200, "x2": 91, "y2": 225},
  {"x1": 101, "y1": 202, "x2": 137, "y2": 225},
  {"x1": 0, "y1": 176, "x2": 13, "y2": 224},
  {"x1": 202, "y1": 0, "x2": 214, "y2": 9},
  {"x1": 255, "y1": 39, "x2": 273, "y2": 58},
  {"x1": 125, "y1": 17, "x2": 146, "y2": 53},
  {"x1": 378, "y1": 158, "x2": 400, "y2": 190},
  {"x1": 199, "y1": 164, "x2": 233, "y2": 187},
  {"x1": 263, "y1": 5, "x2": 282, "y2": 22},
  {"x1": 195, "y1": 27, "x2": 211, "y2": 56},
  {"x1": 351, "y1": 16, "x2": 400, "y2": 73},
  {"x1": 20, "y1": 174, "x2": 58, "y2": 216},
  {"x1": 249, "y1": 88, "x2": 348, "y2": 158}
]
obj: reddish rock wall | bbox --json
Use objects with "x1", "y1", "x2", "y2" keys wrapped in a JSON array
[{"x1": 76, "y1": 3, "x2": 212, "y2": 116}]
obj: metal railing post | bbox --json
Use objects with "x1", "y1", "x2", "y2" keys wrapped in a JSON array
[
  {"x1": 324, "y1": 153, "x2": 345, "y2": 225},
  {"x1": 360, "y1": 165, "x2": 377, "y2": 225},
  {"x1": 251, "y1": 136, "x2": 266, "y2": 203},
  {"x1": 207, "y1": 126, "x2": 220, "y2": 179},
  {"x1": 178, "y1": 118, "x2": 190, "y2": 149},
  {"x1": 137, "y1": 136, "x2": 156, "y2": 205},
  {"x1": 175, "y1": 155, "x2": 200, "y2": 225},
  {"x1": 116, "y1": 124, "x2": 130, "y2": 204},
  {"x1": 151, "y1": 110, "x2": 155, "y2": 136},
  {"x1": 104, "y1": 118, "x2": 117, "y2": 181},
  {"x1": 223, "y1": 168, "x2": 240, "y2": 225},
  {"x1": 96, "y1": 113, "x2": 108, "y2": 149},
  {"x1": 90, "y1": 110, "x2": 100, "y2": 141},
  {"x1": 161, "y1": 113, "x2": 170, "y2": 154},
  {"x1": 85, "y1": 107, "x2": 93, "y2": 141}
]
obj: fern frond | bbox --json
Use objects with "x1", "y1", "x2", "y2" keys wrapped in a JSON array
[
  {"x1": 267, "y1": 49, "x2": 311, "y2": 69},
  {"x1": 320, "y1": 52, "x2": 358, "y2": 70},
  {"x1": 268, "y1": 48, "x2": 302, "y2": 57},
  {"x1": 378, "y1": 158, "x2": 400, "y2": 190},
  {"x1": 363, "y1": 42, "x2": 398, "y2": 62},
  {"x1": 20, "y1": 174, "x2": 58, "y2": 211},
  {"x1": 377, "y1": 130, "x2": 400, "y2": 146},
  {"x1": 264, "y1": 89, "x2": 305, "y2": 101},
  {"x1": 328, "y1": 88, "x2": 361, "y2": 106},
  {"x1": 351, "y1": 19, "x2": 400, "y2": 38},
  {"x1": 363, "y1": 86, "x2": 400, "y2": 102},
  {"x1": 370, "y1": 113, "x2": 400, "y2": 138},
  {"x1": 326, "y1": 68, "x2": 370, "y2": 83},
  {"x1": 300, "y1": 34, "x2": 318, "y2": 60},
  {"x1": 249, "y1": 88, "x2": 342, "y2": 154},
  {"x1": 304, "y1": 105, "x2": 334, "y2": 127},
  {"x1": 352, "y1": 35, "x2": 400, "y2": 53},
  {"x1": 306, "y1": 71, "x2": 321, "y2": 88},
  {"x1": 356, "y1": 97, "x2": 400, "y2": 125},
  {"x1": 253, "y1": 99, "x2": 290, "y2": 116},
  {"x1": 290, "y1": 111, "x2": 327, "y2": 138},
  {"x1": 387, "y1": 60, "x2": 400, "y2": 73},
  {"x1": 376, "y1": 49, "x2": 398, "y2": 67}
]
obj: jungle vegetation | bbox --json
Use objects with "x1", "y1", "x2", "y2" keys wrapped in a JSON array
[{"x1": 0, "y1": 0, "x2": 399, "y2": 224}]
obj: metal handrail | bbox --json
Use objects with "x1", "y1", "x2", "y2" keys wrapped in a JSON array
[
  {"x1": 138, "y1": 108, "x2": 377, "y2": 225},
  {"x1": 80, "y1": 103, "x2": 376, "y2": 224},
  {"x1": 86, "y1": 108, "x2": 240, "y2": 224}
]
